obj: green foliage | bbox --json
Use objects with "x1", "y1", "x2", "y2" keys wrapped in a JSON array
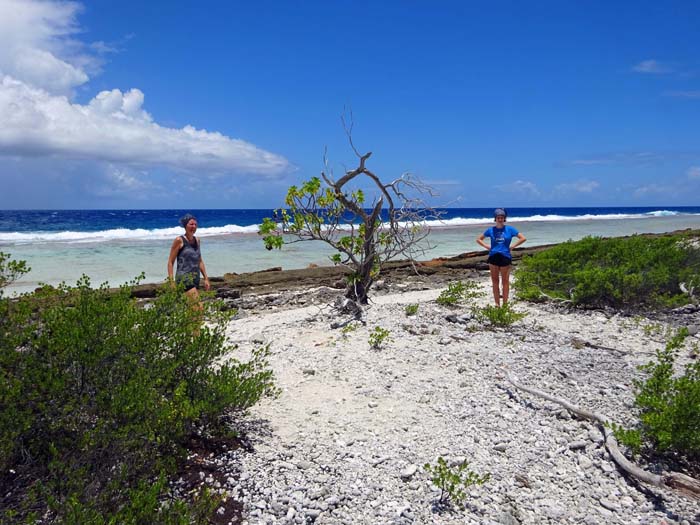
[
  {"x1": 341, "y1": 321, "x2": 359, "y2": 336},
  {"x1": 475, "y1": 303, "x2": 527, "y2": 327},
  {"x1": 368, "y1": 326, "x2": 391, "y2": 349},
  {"x1": 404, "y1": 303, "x2": 419, "y2": 316},
  {"x1": 615, "y1": 328, "x2": 700, "y2": 459},
  {"x1": 424, "y1": 457, "x2": 490, "y2": 507},
  {"x1": 436, "y1": 280, "x2": 483, "y2": 306},
  {"x1": 0, "y1": 259, "x2": 276, "y2": 523},
  {"x1": 435, "y1": 280, "x2": 525, "y2": 327},
  {"x1": 514, "y1": 234, "x2": 700, "y2": 309},
  {"x1": 0, "y1": 251, "x2": 29, "y2": 295}
]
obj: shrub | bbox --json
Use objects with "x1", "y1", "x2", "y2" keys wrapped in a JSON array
[
  {"x1": 0, "y1": 259, "x2": 276, "y2": 524},
  {"x1": 475, "y1": 303, "x2": 527, "y2": 327},
  {"x1": 0, "y1": 251, "x2": 29, "y2": 293},
  {"x1": 614, "y1": 328, "x2": 700, "y2": 459},
  {"x1": 368, "y1": 326, "x2": 391, "y2": 349},
  {"x1": 514, "y1": 234, "x2": 700, "y2": 309},
  {"x1": 405, "y1": 303, "x2": 419, "y2": 316},
  {"x1": 436, "y1": 280, "x2": 483, "y2": 307},
  {"x1": 424, "y1": 457, "x2": 489, "y2": 507}
]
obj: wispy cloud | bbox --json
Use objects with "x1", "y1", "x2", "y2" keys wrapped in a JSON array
[
  {"x1": 496, "y1": 179, "x2": 541, "y2": 196},
  {"x1": 631, "y1": 59, "x2": 672, "y2": 74},
  {"x1": 688, "y1": 166, "x2": 700, "y2": 179},
  {"x1": 569, "y1": 151, "x2": 665, "y2": 166},
  {"x1": 0, "y1": 0, "x2": 291, "y2": 196},
  {"x1": 664, "y1": 90, "x2": 700, "y2": 99},
  {"x1": 555, "y1": 179, "x2": 600, "y2": 194},
  {"x1": 90, "y1": 165, "x2": 160, "y2": 198},
  {"x1": 633, "y1": 184, "x2": 675, "y2": 197}
]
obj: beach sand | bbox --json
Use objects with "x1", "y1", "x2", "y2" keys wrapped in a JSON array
[{"x1": 192, "y1": 261, "x2": 700, "y2": 524}]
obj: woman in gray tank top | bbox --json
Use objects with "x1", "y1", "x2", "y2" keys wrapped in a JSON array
[{"x1": 167, "y1": 213, "x2": 211, "y2": 302}]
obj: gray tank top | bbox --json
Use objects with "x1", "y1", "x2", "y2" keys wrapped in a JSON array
[{"x1": 176, "y1": 235, "x2": 201, "y2": 277}]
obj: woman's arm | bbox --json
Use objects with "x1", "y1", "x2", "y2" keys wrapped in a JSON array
[
  {"x1": 511, "y1": 232, "x2": 527, "y2": 250},
  {"x1": 476, "y1": 233, "x2": 490, "y2": 251},
  {"x1": 197, "y1": 239, "x2": 210, "y2": 291},
  {"x1": 167, "y1": 237, "x2": 182, "y2": 282},
  {"x1": 198, "y1": 259, "x2": 210, "y2": 291}
]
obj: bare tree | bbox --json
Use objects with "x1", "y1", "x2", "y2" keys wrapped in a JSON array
[{"x1": 260, "y1": 127, "x2": 441, "y2": 305}]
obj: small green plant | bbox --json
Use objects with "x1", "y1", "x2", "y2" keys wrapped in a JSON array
[
  {"x1": 368, "y1": 326, "x2": 391, "y2": 349},
  {"x1": 436, "y1": 280, "x2": 483, "y2": 306},
  {"x1": 614, "y1": 328, "x2": 700, "y2": 458},
  {"x1": 405, "y1": 303, "x2": 419, "y2": 316},
  {"x1": 342, "y1": 321, "x2": 359, "y2": 336},
  {"x1": 475, "y1": 303, "x2": 527, "y2": 327},
  {"x1": 424, "y1": 457, "x2": 490, "y2": 507}
]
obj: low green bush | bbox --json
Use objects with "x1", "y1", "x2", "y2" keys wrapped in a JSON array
[
  {"x1": 514, "y1": 234, "x2": 700, "y2": 309},
  {"x1": 475, "y1": 303, "x2": 527, "y2": 327},
  {"x1": 614, "y1": 329, "x2": 700, "y2": 459},
  {"x1": 424, "y1": 457, "x2": 489, "y2": 507},
  {"x1": 436, "y1": 280, "x2": 483, "y2": 307},
  {"x1": 0, "y1": 254, "x2": 276, "y2": 523},
  {"x1": 368, "y1": 326, "x2": 391, "y2": 349},
  {"x1": 404, "y1": 303, "x2": 419, "y2": 316}
]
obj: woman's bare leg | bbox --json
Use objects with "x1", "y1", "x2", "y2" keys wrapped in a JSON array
[
  {"x1": 184, "y1": 287, "x2": 203, "y2": 335},
  {"x1": 500, "y1": 266, "x2": 511, "y2": 305},
  {"x1": 489, "y1": 264, "x2": 501, "y2": 306}
]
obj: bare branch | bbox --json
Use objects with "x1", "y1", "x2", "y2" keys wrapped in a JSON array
[{"x1": 505, "y1": 371, "x2": 700, "y2": 499}]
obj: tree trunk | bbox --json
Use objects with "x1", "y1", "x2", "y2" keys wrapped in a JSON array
[{"x1": 345, "y1": 264, "x2": 373, "y2": 304}]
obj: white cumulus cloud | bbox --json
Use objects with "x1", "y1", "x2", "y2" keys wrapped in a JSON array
[
  {"x1": 0, "y1": 0, "x2": 91, "y2": 94},
  {"x1": 0, "y1": 0, "x2": 290, "y2": 188}
]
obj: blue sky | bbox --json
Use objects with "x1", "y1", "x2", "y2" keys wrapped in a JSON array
[{"x1": 0, "y1": 0, "x2": 699, "y2": 209}]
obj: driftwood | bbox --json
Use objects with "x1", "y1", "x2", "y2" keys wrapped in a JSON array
[{"x1": 505, "y1": 372, "x2": 700, "y2": 499}]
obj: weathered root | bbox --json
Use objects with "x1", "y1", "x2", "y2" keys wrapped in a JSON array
[
  {"x1": 505, "y1": 372, "x2": 700, "y2": 499},
  {"x1": 329, "y1": 297, "x2": 365, "y2": 329}
]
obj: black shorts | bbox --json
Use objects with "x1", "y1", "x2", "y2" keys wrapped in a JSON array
[
  {"x1": 176, "y1": 273, "x2": 200, "y2": 291},
  {"x1": 487, "y1": 253, "x2": 512, "y2": 267}
]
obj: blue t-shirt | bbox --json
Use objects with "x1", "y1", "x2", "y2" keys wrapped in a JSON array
[{"x1": 483, "y1": 225, "x2": 519, "y2": 259}]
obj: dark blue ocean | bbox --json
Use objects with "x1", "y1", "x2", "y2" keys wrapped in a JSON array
[
  {"x1": 2, "y1": 207, "x2": 700, "y2": 240},
  {"x1": 2, "y1": 207, "x2": 700, "y2": 294}
]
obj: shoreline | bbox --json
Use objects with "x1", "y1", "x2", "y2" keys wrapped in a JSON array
[
  {"x1": 5, "y1": 216, "x2": 700, "y2": 296},
  {"x1": 127, "y1": 228, "x2": 700, "y2": 300}
]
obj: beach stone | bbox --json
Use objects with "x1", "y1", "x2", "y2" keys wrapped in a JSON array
[
  {"x1": 400, "y1": 465, "x2": 418, "y2": 480},
  {"x1": 578, "y1": 455, "x2": 593, "y2": 469},
  {"x1": 569, "y1": 440, "x2": 587, "y2": 450},
  {"x1": 599, "y1": 497, "x2": 620, "y2": 512},
  {"x1": 588, "y1": 428, "x2": 604, "y2": 443},
  {"x1": 687, "y1": 323, "x2": 700, "y2": 336},
  {"x1": 493, "y1": 443, "x2": 508, "y2": 452},
  {"x1": 497, "y1": 510, "x2": 521, "y2": 525}
]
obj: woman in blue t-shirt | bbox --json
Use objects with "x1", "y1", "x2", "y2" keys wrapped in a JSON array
[{"x1": 476, "y1": 208, "x2": 526, "y2": 306}]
